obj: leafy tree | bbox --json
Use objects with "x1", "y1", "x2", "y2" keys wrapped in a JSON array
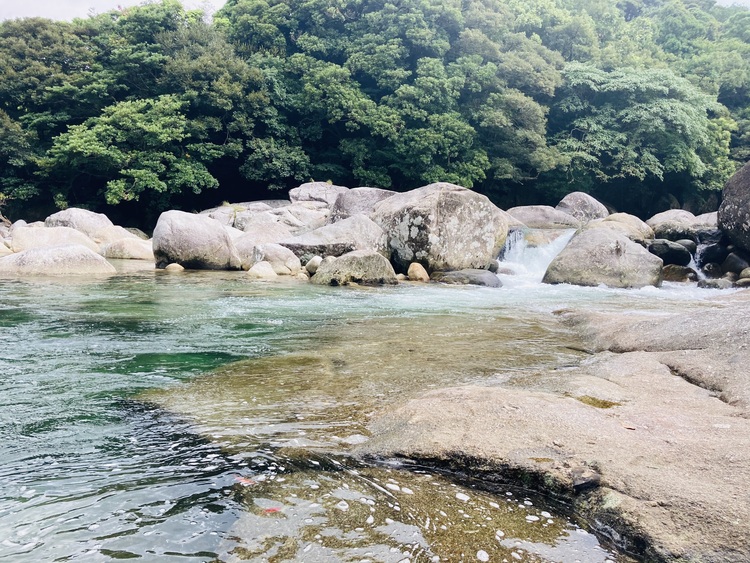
[
  {"x1": 42, "y1": 95, "x2": 218, "y2": 210},
  {"x1": 546, "y1": 62, "x2": 736, "y2": 212}
]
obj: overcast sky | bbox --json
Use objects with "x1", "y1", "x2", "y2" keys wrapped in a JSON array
[
  {"x1": 0, "y1": 0, "x2": 227, "y2": 22},
  {"x1": 1, "y1": 0, "x2": 748, "y2": 22}
]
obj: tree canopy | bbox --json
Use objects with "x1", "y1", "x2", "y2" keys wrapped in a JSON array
[{"x1": 0, "y1": 0, "x2": 747, "y2": 224}]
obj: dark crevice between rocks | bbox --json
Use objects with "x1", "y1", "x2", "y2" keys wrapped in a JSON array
[
  {"x1": 660, "y1": 360, "x2": 728, "y2": 403},
  {"x1": 361, "y1": 452, "x2": 657, "y2": 563}
]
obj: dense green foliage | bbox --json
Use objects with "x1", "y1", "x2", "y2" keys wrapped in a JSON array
[{"x1": 0, "y1": 0, "x2": 747, "y2": 223}]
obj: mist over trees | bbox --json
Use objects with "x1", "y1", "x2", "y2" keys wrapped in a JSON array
[{"x1": 0, "y1": 0, "x2": 748, "y2": 225}]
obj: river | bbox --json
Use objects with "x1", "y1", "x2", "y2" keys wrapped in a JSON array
[{"x1": 0, "y1": 236, "x2": 730, "y2": 562}]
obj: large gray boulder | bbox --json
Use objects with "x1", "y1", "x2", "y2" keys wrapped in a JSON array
[
  {"x1": 555, "y1": 192, "x2": 609, "y2": 223},
  {"x1": 152, "y1": 210, "x2": 241, "y2": 270},
  {"x1": 45, "y1": 208, "x2": 114, "y2": 238},
  {"x1": 280, "y1": 215, "x2": 388, "y2": 259},
  {"x1": 543, "y1": 228, "x2": 663, "y2": 288},
  {"x1": 289, "y1": 182, "x2": 349, "y2": 207},
  {"x1": 718, "y1": 161, "x2": 750, "y2": 253},
  {"x1": 310, "y1": 250, "x2": 398, "y2": 286},
  {"x1": 329, "y1": 187, "x2": 396, "y2": 222},
  {"x1": 646, "y1": 209, "x2": 696, "y2": 228},
  {"x1": 0, "y1": 244, "x2": 116, "y2": 276},
  {"x1": 371, "y1": 183, "x2": 507, "y2": 272},
  {"x1": 11, "y1": 225, "x2": 100, "y2": 254},
  {"x1": 507, "y1": 205, "x2": 581, "y2": 229}
]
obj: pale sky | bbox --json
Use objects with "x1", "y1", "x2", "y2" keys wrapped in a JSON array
[{"x1": 0, "y1": 0, "x2": 227, "y2": 22}]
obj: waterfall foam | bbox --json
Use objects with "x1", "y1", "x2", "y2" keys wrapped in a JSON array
[{"x1": 497, "y1": 228, "x2": 576, "y2": 286}]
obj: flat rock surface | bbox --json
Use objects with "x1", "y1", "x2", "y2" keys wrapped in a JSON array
[{"x1": 358, "y1": 290, "x2": 750, "y2": 562}]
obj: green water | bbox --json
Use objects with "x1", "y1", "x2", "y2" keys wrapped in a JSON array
[{"x1": 0, "y1": 266, "x2": 725, "y2": 562}]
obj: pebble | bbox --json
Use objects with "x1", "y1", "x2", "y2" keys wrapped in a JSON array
[
  {"x1": 456, "y1": 493, "x2": 470, "y2": 502},
  {"x1": 525, "y1": 515, "x2": 540, "y2": 522},
  {"x1": 477, "y1": 550, "x2": 490, "y2": 561},
  {"x1": 336, "y1": 501, "x2": 349, "y2": 512}
]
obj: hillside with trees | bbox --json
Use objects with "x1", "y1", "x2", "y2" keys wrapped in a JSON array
[{"x1": 0, "y1": 0, "x2": 748, "y2": 226}]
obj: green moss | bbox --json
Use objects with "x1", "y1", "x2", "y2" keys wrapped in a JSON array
[{"x1": 576, "y1": 395, "x2": 621, "y2": 409}]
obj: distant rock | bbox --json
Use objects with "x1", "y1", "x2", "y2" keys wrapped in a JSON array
[
  {"x1": 329, "y1": 187, "x2": 396, "y2": 222},
  {"x1": 555, "y1": 192, "x2": 609, "y2": 223},
  {"x1": 152, "y1": 210, "x2": 241, "y2": 270},
  {"x1": 311, "y1": 250, "x2": 398, "y2": 286},
  {"x1": 543, "y1": 229, "x2": 662, "y2": 288},
  {"x1": 289, "y1": 182, "x2": 349, "y2": 207},
  {"x1": 647, "y1": 239, "x2": 692, "y2": 267},
  {"x1": 507, "y1": 205, "x2": 580, "y2": 229},
  {"x1": 0, "y1": 244, "x2": 116, "y2": 276},
  {"x1": 45, "y1": 208, "x2": 114, "y2": 239},
  {"x1": 246, "y1": 243, "x2": 301, "y2": 275},
  {"x1": 407, "y1": 262, "x2": 430, "y2": 282},
  {"x1": 246, "y1": 261, "x2": 279, "y2": 280}
]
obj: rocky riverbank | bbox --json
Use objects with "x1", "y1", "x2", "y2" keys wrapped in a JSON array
[{"x1": 355, "y1": 289, "x2": 750, "y2": 562}]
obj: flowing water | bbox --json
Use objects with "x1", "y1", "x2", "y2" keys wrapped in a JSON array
[{"x1": 0, "y1": 241, "x2": 735, "y2": 563}]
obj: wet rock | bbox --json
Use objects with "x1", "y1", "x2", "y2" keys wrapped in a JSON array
[
  {"x1": 289, "y1": 181, "x2": 349, "y2": 207},
  {"x1": 555, "y1": 192, "x2": 609, "y2": 223},
  {"x1": 736, "y1": 278, "x2": 750, "y2": 288},
  {"x1": 430, "y1": 269, "x2": 501, "y2": 287},
  {"x1": 740, "y1": 267, "x2": 750, "y2": 280},
  {"x1": 675, "y1": 239, "x2": 697, "y2": 255},
  {"x1": 310, "y1": 250, "x2": 397, "y2": 286},
  {"x1": 571, "y1": 467, "x2": 601, "y2": 494},
  {"x1": 371, "y1": 182, "x2": 507, "y2": 272},
  {"x1": 506, "y1": 205, "x2": 580, "y2": 229},
  {"x1": 647, "y1": 239, "x2": 692, "y2": 266},
  {"x1": 407, "y1": 262, "x2": 430, "y2": 282},
  {"x1": 702, "y1": 262, "x2": 723, "y2": 278},
  {"x1": 543, "y1": 229, "x2": 662, "y2": 289},
  {"x1": 721, "y1": 251, "x2": 750, "y2": 275},
  {"x1": 280, "y1": 215, "x2": 388, "y2": 261},
  {"x1": 718, "y1": 161, "x2": 750, "y2": 253},
  {"x1": 152, "y1": 210, "x2": 241, "y2": 270},
  {"x1": 699, "y1": 243, "x2": 729, "y2": 267},
  {"x1": 164, "y1": 263, "x2": 184, "y2": 272},
  {"x1": 0, "y1": 244, "x2": 116, "y2": 276},
  {"x1": 45, "y1": 207, "x2": 114, "y2": 239},
  {"x1": 328, "y1": 187, "x2": 396, "y2": 223},
  {"x1": 661, "y1": 264, "x2": 698, "y2": 282}
]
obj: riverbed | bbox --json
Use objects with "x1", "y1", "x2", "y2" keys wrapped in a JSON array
[{"x1": 0, "y1": 250, "x2": 732, "y2": 562}]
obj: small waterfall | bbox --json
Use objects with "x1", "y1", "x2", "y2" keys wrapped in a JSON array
[{"x1": 497, "y1": 228, "x2": 576, "y2": 284}]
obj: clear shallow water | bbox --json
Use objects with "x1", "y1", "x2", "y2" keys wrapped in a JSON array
[{"x1": 0, "y1": 260, "x2": 735, "y2": 562}]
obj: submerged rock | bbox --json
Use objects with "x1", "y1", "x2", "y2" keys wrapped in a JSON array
[
  {"x1": 310, "y1": 250, "x2": 397, "y2": 286},
  {"x1": 430, "y1": 269, "x2": 501, "y2": 287},
  {"x1": 543, "y1": 229, "x2": 662, "y2": 288}
]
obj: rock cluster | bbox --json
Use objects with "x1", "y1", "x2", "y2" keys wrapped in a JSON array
[{"x1": 0, "y1": 207, "x2": 152, "y2": 276}]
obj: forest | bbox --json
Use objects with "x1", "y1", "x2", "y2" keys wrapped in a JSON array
[{"x1": 0, "y1": 0, "x2": 748, "y2": 227}]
